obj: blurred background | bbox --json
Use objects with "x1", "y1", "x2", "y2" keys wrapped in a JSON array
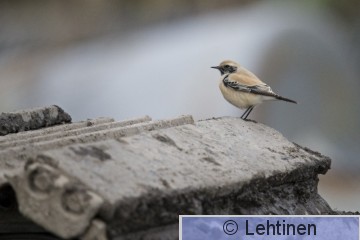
[{"x1": 0, "y1": 0, "x2": 359, "y2": 211}]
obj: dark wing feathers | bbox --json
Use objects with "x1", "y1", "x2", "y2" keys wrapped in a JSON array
[
  {"x1": 223, "y1": 79, "x2": 251, "y2": 92},
  {"x1": 222, "y1": 75, "x2": 297, "y2": 104}
]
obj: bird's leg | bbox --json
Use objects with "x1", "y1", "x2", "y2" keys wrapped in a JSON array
[
  {"x1": 241, "y1": 107, "x2": 252, "y2": 119},
  {"x1": 243, "y1": 106, "x2": 254, "y2": 120}
]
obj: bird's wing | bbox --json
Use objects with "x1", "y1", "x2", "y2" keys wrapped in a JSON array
[{"x1": 223, "y1": 72, "x2": 277, "y2": 98}]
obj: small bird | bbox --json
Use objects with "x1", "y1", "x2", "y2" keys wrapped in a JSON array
[{"x1": 211, "y1": 60, "x2": 297, "y2": 120}]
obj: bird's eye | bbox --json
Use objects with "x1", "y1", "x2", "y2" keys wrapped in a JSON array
[{"x1": 224, "y1": 65, "x2": 230, "y2": 68}]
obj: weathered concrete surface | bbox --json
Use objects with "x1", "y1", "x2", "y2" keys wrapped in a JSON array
[
  {"x1": 0, "y1": 115, "x2": 193, "y2": 160},
  {"x1": 3, "y1": 116, "x2": 333, "y2": 239},
  {"x1": 0, "y1": 105, "x2": 71, "y2": 136}
]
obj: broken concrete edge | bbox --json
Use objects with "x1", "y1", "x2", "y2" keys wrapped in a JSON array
[
  {"x1": 0, "y1": 159, "x2": 108, "y2": 239},
  {"x1": 292, "y1": 143, "x2": 331, "y2": 173},
  {"x1": 0, "y1": 172, "x2": 107, "y2": 239},
  {"x1": 5, "y1": 160, "x2": 104, "y2": 239},
  {"x1": 0, "y1": 105, "x2": 72, "y2": 136}
]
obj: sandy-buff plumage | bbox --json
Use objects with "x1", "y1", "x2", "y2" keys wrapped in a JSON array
[{"x1": 212, "y1": 60, "x2": 296, "y2": 120}]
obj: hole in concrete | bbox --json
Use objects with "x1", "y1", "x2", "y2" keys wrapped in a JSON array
[
  {"x1": 0, "y1": 125, "x2": 7, "y2": 133},
  {"x1": 0, "y1": 185, "x2": 60, "y2": 238},
  {"x1": 0, "y1": 184, "x2": 17, "y2": 210}
]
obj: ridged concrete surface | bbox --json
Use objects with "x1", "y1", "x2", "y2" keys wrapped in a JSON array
[
  {"x1": 0, "y1": 116, "x2": 151, "y2": 148},
  {"x1": 0, "y1": 110, "x2": 194, "y2": 188}
]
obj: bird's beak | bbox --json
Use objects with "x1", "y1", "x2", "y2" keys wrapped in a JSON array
[{"x1": 211, "y1": 66, "x2": 220, "y2": 70}]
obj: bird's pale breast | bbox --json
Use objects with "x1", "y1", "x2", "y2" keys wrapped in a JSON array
[{"x1": 219, "y1": 81, "x2": 263, "y2": 109}]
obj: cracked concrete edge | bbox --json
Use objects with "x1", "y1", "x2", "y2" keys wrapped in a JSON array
[
  {"x1": 0, "y1": 105, "x2": 72, "y2": 136},
  {"x1": 5, "y1": 160, "x2": 104, "y2": 239}
]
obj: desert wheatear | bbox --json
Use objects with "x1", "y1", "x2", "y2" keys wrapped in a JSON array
[{"x1": 212, "y1": 60, "x2": 297, "y2": 120}]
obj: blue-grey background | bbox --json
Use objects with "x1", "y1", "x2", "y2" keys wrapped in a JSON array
[
  {"x1": 0, "y1": 1, "x2": 359, "y2": 210},
  {"x1": 182, "y1": 216, "x2": 359, "y2": 240}
]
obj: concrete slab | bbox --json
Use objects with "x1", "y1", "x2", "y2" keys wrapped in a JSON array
[{"x1": 8, "y1": 117, "x2": 331, "y2": 238}]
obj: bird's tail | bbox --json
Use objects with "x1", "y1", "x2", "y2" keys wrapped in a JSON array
[{"x1": 275, "y1": 95, "x2": 297, "y2": 104}]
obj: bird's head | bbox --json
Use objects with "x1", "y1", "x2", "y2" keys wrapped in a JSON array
[{"x1": 211, "y1": 60, "x2": 240, "y2": 75}]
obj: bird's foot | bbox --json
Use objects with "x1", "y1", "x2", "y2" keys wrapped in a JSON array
[{"x1": 242, "y1": 118, "x2": 257, "y2": 123}]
